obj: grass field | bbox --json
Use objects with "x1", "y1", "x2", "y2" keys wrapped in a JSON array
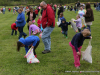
[{"x1": 0, "y1": 6, "x2": 100, "y2": 75}]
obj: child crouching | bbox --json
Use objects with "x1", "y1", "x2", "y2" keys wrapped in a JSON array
[
  {"x1": 28, "y1": 21, "x2": 41, "y2": 36},
  {"x1": 59, "y1": 18, "x2": 71, "y2": 38},
  {"x1": 69, "y1": 29, "x2": 91, "y2": 69},
  {"x1": 17, "y1": 35, "x2": 40, "y2": 58},
  {"x1": 11, "y1": 23, "x2": 18, "y2": 35}
]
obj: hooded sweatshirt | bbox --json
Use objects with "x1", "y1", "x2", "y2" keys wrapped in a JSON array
[
  {"x1": 19, "y1": 35, "x2": 40, "y2": 54},
  {"x1": 59, "y1": 18, "x2": 71, "y2": 31}
]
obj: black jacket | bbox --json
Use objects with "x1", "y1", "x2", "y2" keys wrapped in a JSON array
[
  {"x1": 26, "y1": 11, "x2": 36, "y2": 23},
  {"x1": 57, "y1": 6, "x2": 63, "y2": 15},
  {"x1": 59, "y1": 18, "x2": 71, "y2": 31}
]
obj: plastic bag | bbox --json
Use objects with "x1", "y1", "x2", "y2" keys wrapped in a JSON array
[
  {"x1": 25, "y1": 47, "x2": 40, "y2": 63},
  {"x1": 71, "y1": 18, "x2": 78, "y2": 32},
  {"x1": 56, "y1": 18, "x2": 61, "y2": 26},
  {"x1": 82, "y1": 39, "x2": 92, "y2": 63}
]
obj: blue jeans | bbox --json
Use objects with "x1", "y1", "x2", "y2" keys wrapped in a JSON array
[
  {"x1": 3, "y1": 11, "x2": 5, "y2": 14},
  {"x1": 87, "y1": 25, "x2": 91, "y2": 32},
  {"x1": 42, "y1": 27, "x2": 54, "y2": 50},
  {"x1": 18, "y1": 26, "x2": 27, "y2": 39},
  {"x1": 11, "y1": 29, "x2": 17, "y2": 35},
  {"x1": 54, "y1": 12, "x2": 56, "y2": 18},
  {"x1": 62, "y1": 31, "x2": 67, "y2": 36}
]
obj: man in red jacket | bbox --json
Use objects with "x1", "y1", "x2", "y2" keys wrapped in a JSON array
[{"x1": 40, "y1": 1, "x2": 55, "y2": 54}]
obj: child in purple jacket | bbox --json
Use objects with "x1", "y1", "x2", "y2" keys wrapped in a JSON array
[
  {"x1": 74, "y1": 15, "x2": 82, "y2": 32},
  {"x1": 28, "y1": 21, "x2": 41, "y2": 36}
]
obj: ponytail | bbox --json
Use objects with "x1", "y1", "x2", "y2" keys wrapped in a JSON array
[{"x1": 17, "y1": 41, "x2": 23, "y2": 51}]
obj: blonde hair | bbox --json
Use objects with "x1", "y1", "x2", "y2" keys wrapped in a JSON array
[
  {"x1": 77, "y1": 14, "x2": 80, "y2": 18},
  {"x1": 18, "y1": 8, "x2": 23, "y2": 12},
  {"x1": 81, "y1": 29, "x2": 91, "y2": 36},
  {"x1": 28, "y1": 21, "x2": 33, "y2": 26}
]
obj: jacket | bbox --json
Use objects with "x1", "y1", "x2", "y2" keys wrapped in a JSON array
[
  {"x1": 27, "y1": 11, "x2": 36, "y2": 23},
  {"x1": 19, "y1": 35, "x2": 40, "y2": 54},
  {"x1": 57, "y1": 6, "x2": 63, "y2": 15},
  {"x1": 11, "y1": 23, "x2": 18, "y2": 30},
  {"x1": 41, "y1": 4, "x2": 55, "y2": 29},
  {"x1": 35, "y1": 9, "x2": 38, "y2": 14},
  {"x1": 59, "y1": 18, "x2": 71, "y2": 31},
  {"x1": 16, "y1": 12, "x2": 26, "y2": 27},
  {"x1": 37, "y1": 19, "x2": 41, "y2": 27},
  {"x1": 71, "y1": 32, "x2": 90, "y2": 52},
  {"x1": 29, "y1": 24, "x2": 41, "y2": 36},
  {"x1": 83, "y1": 9, "x2": 94, "y2": 22},
  {"x1": 74, "y1": 18, "x2": 82, "y2": 28}
]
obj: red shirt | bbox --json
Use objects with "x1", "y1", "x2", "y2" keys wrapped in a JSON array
[
  {"x1": 41, "y1": 4, "x2": 55, "y2": 29},
  {"x1": 11, "y1": 23, "x2": 18, "y2": 30},
  {"x1": 35, "y1": 9, "x2": 38, "y2": 14},
  {"x1": 37, "y1": 19, "x2": 41, "y2": 27}
]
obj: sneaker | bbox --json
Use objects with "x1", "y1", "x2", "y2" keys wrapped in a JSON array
[
  {"x1": 42, "y1": 50, "x2": 51, "y2": 54},
  {"x1": 66, "y1": 36, "x2": 68, "y2": 39},
  {"x1": 63, "y1": 35, "x2": 66, "y2": 37},
  {"x1": 76, "y1": 66, "x2": 80, "y2": 69}
]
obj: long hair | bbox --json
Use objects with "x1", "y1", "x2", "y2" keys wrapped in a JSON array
[
  {"x1": 17, "y1": 41, "x2": 23, "y2": 52},
  {"x1": 86, "y1": 3, "x2": 91, "y2": 10}
]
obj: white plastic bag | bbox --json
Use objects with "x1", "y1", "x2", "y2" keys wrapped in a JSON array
[
  {"x1": 82, "y1": 39, "x2": 92, "y2": 63},
  {"x1": 25, "y1": 47, "x2": 40, "y2": 63},
  {"x1": 71, "y1": 18, "x2": 78, "y2": 32},
  {"x1": 56, "y1": 18, "x2": 61, "y2": 26}
]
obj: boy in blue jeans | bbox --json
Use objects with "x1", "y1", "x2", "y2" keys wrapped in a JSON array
[{"x1": 59, "y1": 18, "x2": 71, "y2": 38}]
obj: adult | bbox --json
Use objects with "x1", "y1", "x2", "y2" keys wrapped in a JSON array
[
  {"x1": 16, "y1": 8, "x2": 27, "y2": 39},
  {"x1": 78, "y1": 5, "x2": 86, "y2": 18},
  {"x1": 83, "y1": 3, "x2": 94, "y2": 33},
  {"x1": 57, "y1": 4, "x2": 63, "y2": 19},
  {"x1": 26, "y1": 8, "x2": 36, "y2": 30},
  {"x1": 78, "y1": 5, "x2": 86, "y2": 27},
  {"x1": 40, "y1": 1, "x2": 55, "y2": 54},
  {"x1": 77, "y1": 1, "x2": 80, "y2": 11}
]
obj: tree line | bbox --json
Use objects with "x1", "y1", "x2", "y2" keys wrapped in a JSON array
[{"x1": 0, "y1": 0, "x2": 99, "y2": 6}]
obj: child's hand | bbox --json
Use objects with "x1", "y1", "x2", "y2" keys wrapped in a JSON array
[
  {"x1": 31, "y1": 46, "x2": 34, "y2": 48},
  {"x1": 90, "y1": 36, "x2": 92, "y2": 39},
  {"x1": 77, "y1": 52, "x2": 80, "y2": 55}
]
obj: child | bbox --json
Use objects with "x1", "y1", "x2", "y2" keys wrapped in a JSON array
[
  {"x1": 74, "y1": 15, "x2": 82, "y2": 32},
  {"x1": 17, "y1": 35, "x2": 40, "y2": 58},
  {"x1": 11, "y1": 23, "x2": 18, "y2": 35},
  {"x1": 37, "y1": 15, "x2": 42, "y2": 28},
  {"x1": 69, "y1": 29, "x2": 91, "y2": 69},
  {"x1": 59, "y1": 18, "x2": 71, "y2": 38},
  {"x1": 58, "y1": 12, "x2": 65, "y2": 32},
  {"x1": 37, "y1": 15, "x2": 43, "y2": 31},
  {"x1": 35, "y1": 8, "x2": 38, "y2": 17},
  {"x1": 28, "y1": 21, "x2": 41, "y2": 36}
]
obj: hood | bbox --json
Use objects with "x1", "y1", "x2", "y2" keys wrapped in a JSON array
[
  {"x1": 62, "y1": 18, "x2": 66, "y2": 22},
  {"x1": 19, "y1": 37, "x2": 25, "y2": 45}
]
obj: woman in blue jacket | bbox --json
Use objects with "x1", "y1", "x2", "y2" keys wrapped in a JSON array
[
  {"x1": 16, "y1": 8, "x2": 27, "y2": 39},
  {"x1": 17, "y1": 35, "x2": 40, "y2": 58}
]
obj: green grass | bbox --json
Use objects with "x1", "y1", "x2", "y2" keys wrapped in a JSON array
[{"x1": 0, "y1": 6, "x2": 100, "y2": 75}]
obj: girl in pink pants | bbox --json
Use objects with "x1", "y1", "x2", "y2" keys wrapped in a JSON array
[{"x1": 69, "y1": 29, "x2": 91, "y2": 69}]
